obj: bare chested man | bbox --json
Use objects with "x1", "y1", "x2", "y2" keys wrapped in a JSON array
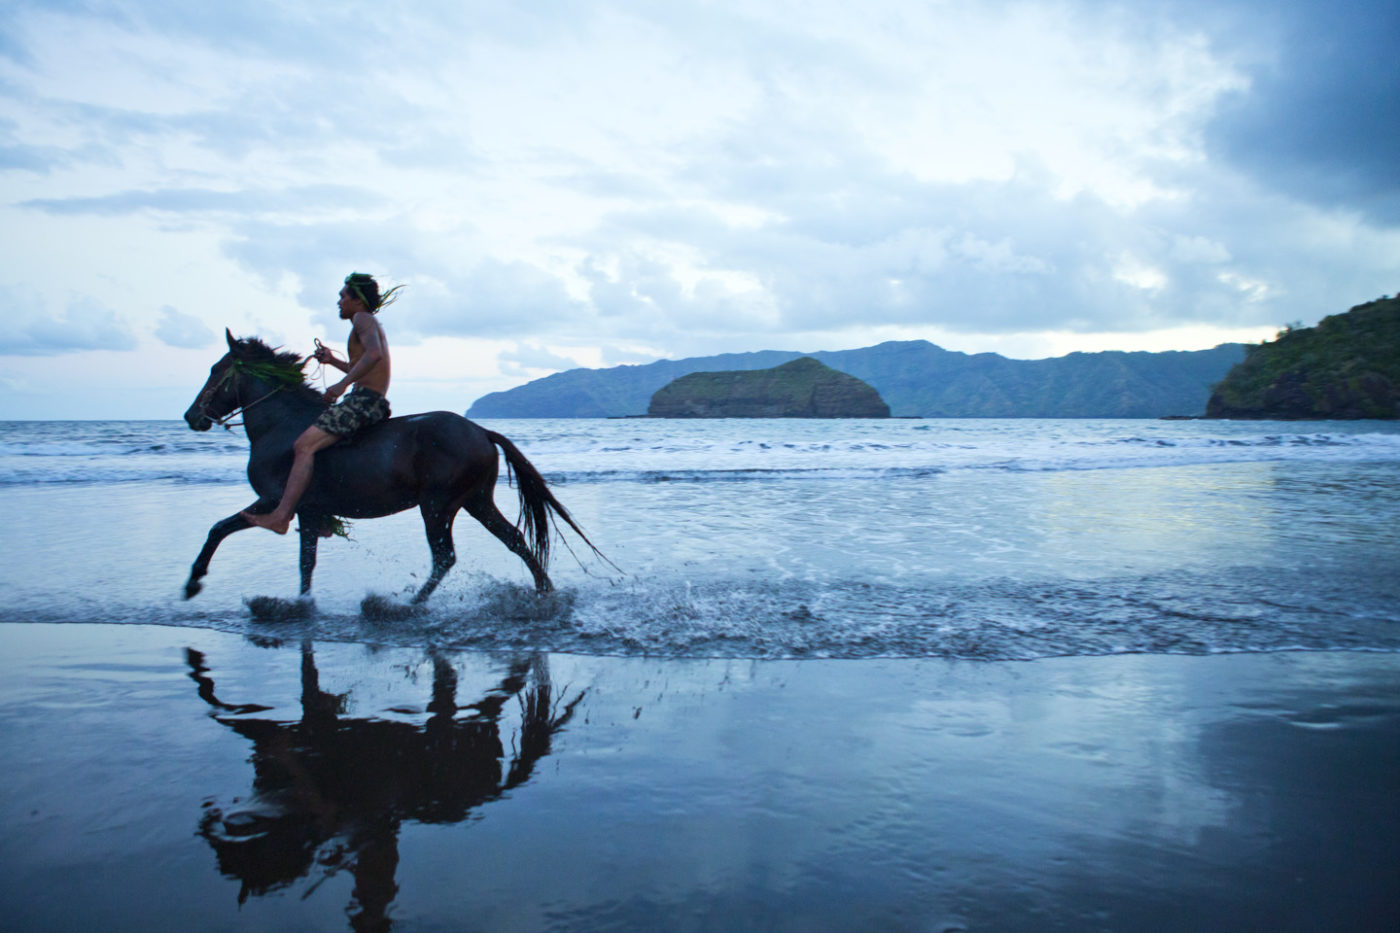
[{"x1": 243, "y1": 273, "x2": 399, "y2": 535}]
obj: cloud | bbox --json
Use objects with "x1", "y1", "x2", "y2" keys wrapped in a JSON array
[
  {"x1": 153, "y1": 305, "x2": 214, "y2": 348},
  {"x1": 404, "y1": 259, "x2": 588, "y2": 340},
  {"x1": 1191, "y1": 0, "x2": 1400, "y2": 223},
  {"x1": 218, "y1": 214, "x2": 589, "y2": 343},
  {"x1": 0, "y1": 297, "x2": 138, "y2": 356},
  {"x1": 566, "y1": 166, "x2": 1305, "y2": 343},
  {"x1": 500, "y1": 343, "x2": 585, "y2": 377},
  {"x1": 0, "y1": 143, "x2": 65, "y2": 172},
  {"x1": 19, "y1": 184, "x2": 384, "y2": 217},
  {"x1": 0, "y1": 113, "x2": 72, "y2": 172},
  {"x1": 599, "y1": 343, "x2": 676, "y2": 367}
]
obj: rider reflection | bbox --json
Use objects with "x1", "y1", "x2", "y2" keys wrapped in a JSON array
[{"x1": 186, "y1": 643, "x2": 584, "y2": 931}]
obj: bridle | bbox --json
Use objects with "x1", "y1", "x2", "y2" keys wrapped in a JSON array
[{"x1": 193, "y1": 359, "x2": 294, "y2": 431}]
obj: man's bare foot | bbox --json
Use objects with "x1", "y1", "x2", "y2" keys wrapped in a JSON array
[{"x1": 242, "y1": 510, "x2": 291, "y2": 534}]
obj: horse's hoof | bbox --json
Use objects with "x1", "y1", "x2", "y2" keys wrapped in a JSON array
[
  {"x1": 184, "y1": 580, "x2": 203, "y2": 600},
  {"x1": 361, "y1": 594, "x2": 425, "y2": 621},
  {"x1": 245, "y1": 596, "x2": 314, "y2": 622}
]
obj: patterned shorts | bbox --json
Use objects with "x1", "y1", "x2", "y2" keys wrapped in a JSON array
[{"x1": 315, "y1": 387, "x2": 390, "y2": 437}]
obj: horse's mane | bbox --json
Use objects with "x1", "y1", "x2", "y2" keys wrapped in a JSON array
[{"x1": 232, "y1": 336, "x2": 327, "y2": 406}]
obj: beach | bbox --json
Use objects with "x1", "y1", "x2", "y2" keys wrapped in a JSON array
[
  {"x1": 1, "y1": 623, "x2": 1397, "y2": 932},
  {"x1": 6, "y1": 0, "x2": 1399, "y2": 925},
  {"x1": 2, "y1": 417, "x2": 1399, "y2": 930}
]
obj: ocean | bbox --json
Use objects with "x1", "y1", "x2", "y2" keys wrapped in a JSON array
[
  {"x1": 4, "y1": 416, "x2": 1398, "y2": 660},
  {"x1": 5, "y1": 416, "x2": 1400, "y2": 931}
]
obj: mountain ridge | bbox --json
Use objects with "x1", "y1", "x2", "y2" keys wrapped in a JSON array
[{"x1": 467, "y1": 339, "x2": 1247, "y2": 418}]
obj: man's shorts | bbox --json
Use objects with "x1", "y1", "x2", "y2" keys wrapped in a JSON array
[{"x1": 315, "y1": 387, "x2": 390, "y2": 437}]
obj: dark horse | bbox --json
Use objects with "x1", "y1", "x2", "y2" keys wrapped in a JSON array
[{"x1": 183, "y1": 330, "x2": 599, "y2": 605}]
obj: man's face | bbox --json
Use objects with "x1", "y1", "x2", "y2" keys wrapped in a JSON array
[{"x1": 338, "y1": 286, "x2": 366, "y2": 319}]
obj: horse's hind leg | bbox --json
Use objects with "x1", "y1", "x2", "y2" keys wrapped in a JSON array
[
  {"x1": 464, "y1": 494, "x2": 553, "y2": 593},
  {"x1": 412, "y1": 500, "x2": 458, "y2": 605}
]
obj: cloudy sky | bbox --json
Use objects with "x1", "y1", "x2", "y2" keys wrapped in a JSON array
[{"x1": 2, "y1": 0, "x2": 1397, "y2": 419}]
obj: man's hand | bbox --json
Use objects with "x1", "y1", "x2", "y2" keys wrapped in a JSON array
[
  {"x1": 324, "y1": 380, "x2": 348, "y2": 403},
  {"x1": 313, "y1": 344, "x2": 339, "y2": 364}
]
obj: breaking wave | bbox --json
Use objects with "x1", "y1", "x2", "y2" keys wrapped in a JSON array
[{"x1": 4, "y1": 419, "x2": 1399, "y2": 487}]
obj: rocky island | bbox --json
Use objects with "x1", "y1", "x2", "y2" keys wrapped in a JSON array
[
  {"x1": 1207, "y1": 295, "x2": 1400, "y2": 419},
  {"x1": 648, "y1": 357, "x2": 891, "y2": 418}
]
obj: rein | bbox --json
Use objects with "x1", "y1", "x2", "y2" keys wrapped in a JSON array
[
  {"x1": 211, "y1": 383, "x2": 282, "y2": 431},
  {"x1": 200, "y1": 356, "x2": 313, "y2": 431}
]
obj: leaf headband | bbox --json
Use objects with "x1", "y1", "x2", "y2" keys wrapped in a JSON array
[{"x1": 344, "y1": 272, "x2": 404, "y2": 312}]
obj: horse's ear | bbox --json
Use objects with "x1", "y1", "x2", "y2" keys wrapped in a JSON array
[{"x1": 225, "y1": 328, "x2": 238, "y2": 353}]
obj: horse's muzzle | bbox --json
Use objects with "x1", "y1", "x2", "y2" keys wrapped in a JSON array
[{"x1": 184, "y1": 407, "x2": 212, "y2": 431}]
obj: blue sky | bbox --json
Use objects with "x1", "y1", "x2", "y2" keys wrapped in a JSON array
[{"x1": 2, "y1": 0, "x2": 1397, "y2": 418}]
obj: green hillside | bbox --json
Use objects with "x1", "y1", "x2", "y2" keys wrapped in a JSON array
[{"x1": 1207, "y1": 296, "x2": 1400, "y2": 419}]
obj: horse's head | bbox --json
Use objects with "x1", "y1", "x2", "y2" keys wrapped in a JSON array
[
  {"x1": 183, "y1": 329, "x2": 243, "y2": 431},
  {"x1": 184, "y1": 330, "x2": 317, "y2": 431}
]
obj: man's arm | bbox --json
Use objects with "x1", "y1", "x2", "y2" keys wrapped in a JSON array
[{"x1": 325, "y1": 312, "x2": 385, "y2": 401}]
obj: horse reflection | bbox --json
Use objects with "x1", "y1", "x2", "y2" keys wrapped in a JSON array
[{"x1": 187, "y1": 643, "x2": 583, "y2": 931}]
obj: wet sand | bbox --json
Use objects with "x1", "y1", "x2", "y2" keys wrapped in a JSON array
[{"x1": 1, "y1": 622, "x2": 1397, "y2": 932}]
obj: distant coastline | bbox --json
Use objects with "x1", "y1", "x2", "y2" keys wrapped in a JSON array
[{"x1": 470, "y1": 340, "x2": 1245, "y2": 419}]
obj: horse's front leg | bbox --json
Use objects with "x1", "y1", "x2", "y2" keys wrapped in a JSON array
[
  {"x1": 297, "y1": 519, "x2": 319, "y2": 598},
  {"x1": 184, "y1": 501, "x2": 268, "y2": 599}
]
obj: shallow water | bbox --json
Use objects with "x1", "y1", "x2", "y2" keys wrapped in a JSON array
[
  {"x1": 2, "y1": 418, "x2": 1399, "y2": 659},
  {"x1": 1, "y1": 625, "x2": 1396, "y2": 932}
]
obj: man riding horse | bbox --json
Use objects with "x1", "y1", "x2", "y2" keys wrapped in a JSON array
[
  {"x1": 243, "y1": 272, "x2": 402, "y2": 535},
  {"x1": 183, "y1": 275, "x2": 606, "y2": 604}
]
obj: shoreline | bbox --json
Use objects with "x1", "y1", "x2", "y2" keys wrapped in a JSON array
[{"x1": 3, "y1": 621, "x2": 1397, "y2": 931}]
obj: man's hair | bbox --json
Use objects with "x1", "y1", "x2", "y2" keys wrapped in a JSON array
[{"x1": 344, "y1": 272, "x2": 405, "y2": 313}]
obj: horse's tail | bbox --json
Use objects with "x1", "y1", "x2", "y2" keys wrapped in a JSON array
[{"x1": 485, "y1": 430, "x2": 611, "y2": 572}]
